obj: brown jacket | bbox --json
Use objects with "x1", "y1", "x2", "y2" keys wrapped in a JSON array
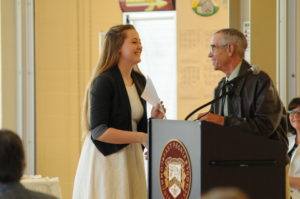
[{"x1": 210, "y1": 60, "x2": 289, "y2": 163}]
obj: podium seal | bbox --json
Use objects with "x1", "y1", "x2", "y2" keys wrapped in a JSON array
[{"x1": 159, "y1": 139, "x2": 191, "y2": 199}]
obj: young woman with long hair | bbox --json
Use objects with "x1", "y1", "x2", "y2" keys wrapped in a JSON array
[{"x1": 72, "y1": 24, "x2": 165, "y2": 199}]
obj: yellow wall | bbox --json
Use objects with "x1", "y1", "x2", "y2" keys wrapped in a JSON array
[
  {"x1": 177, "y1": 0, "x2": 228, "y2": 120},
  {"x1": 251, "y1": 0, "x2": 277, "y2": 82},
  {"x1": 0, "y1": 0, "x2": 17, "y2": 130},
  {"x1": 229, "y1": 0, "x2": 240, "y2": 29},
  {"x1": 35, "y1": 1, "x2": 122, "y2": 198},
  {"x1": 229, "y1": 0, "x2": 277, "y2": 82}
]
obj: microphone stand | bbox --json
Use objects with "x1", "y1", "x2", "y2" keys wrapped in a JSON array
[{"x1": 184, "y1": 87, "x2": 234, "y2": 121}]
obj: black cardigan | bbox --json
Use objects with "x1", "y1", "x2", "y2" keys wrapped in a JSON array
[{"x1": 90, "y1": 65, "x2": 147, "y2": 156}]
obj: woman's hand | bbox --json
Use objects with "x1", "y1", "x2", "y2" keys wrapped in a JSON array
[
  {"x1": 151, "y1": 101, "x2": 166, "y2": 119},
  {"x1": 140, "y1": 133, "x2": 149, "y2": 149}
]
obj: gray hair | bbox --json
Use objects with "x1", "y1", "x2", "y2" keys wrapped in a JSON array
[{"x1": 215, "y1": 28, "x2": 247, "y2": 58}]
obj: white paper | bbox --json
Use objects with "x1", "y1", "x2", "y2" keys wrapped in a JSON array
[{"x1": 141, "y1": 76, "x2": 161, "y2": 106}]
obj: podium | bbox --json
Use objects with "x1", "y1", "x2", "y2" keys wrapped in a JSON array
[{"x1": 148, "y1": 119, "x2": 286, "y2": 199}]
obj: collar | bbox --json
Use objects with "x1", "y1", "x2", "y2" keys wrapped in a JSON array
[{"x1": 226, "y1": 61, "x2": 242, "y2": 81}]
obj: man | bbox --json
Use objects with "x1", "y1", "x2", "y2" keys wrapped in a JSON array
[
  {"x1": 0, "y1": 129, "x2": 57, "y2": 199},
  {"x1": 197, "y1": 28, "x2": 289, "y2": 198}
]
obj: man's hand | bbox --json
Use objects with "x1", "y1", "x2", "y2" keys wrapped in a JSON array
[{"x1": 197, "y1": 112, "x2": 225, "y2": 126}]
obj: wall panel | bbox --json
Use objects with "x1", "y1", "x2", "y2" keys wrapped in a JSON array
[
  {"x1": 35, "y1": 1, "x2": 122, "y2": 198},
  {"x1": 177, "y1": 0, "x2": 228, "y2": 120}
]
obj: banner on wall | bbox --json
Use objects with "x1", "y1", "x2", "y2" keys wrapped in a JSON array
[{"x1": 119, "y1": 0, "x2": 175, "y2": 12}]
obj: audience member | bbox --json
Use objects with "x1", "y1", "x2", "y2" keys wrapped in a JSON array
[
  {"x1": 0, "y1": 129, "x2": 57, "y2": 199},
  {"x1": 287, "y1": 97, "x2": 300, "y2": 199}
]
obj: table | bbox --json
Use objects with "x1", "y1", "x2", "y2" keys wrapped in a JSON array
[{"x1": 21, "y1": 175, "x2": 62, "y2": 199}]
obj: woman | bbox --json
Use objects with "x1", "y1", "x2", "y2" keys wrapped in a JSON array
[
  {"x1": 288, "y1": 97, "x2": 300, "y2": 199},
  {"x1": 72, "y1": 24, "x2": 165, "y2": 199}
]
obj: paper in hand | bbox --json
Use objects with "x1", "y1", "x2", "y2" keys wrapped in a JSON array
[
  {"x1": 141, "y1": 76, "x2": 166, "y2": 117},
  {"x1": 141, "y1": 76, "x2": 160, "y2": 106}
]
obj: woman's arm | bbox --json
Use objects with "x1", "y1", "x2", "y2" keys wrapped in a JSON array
[
  {"x1": 97, "y1": 128, "x2": 148, "y2": 148},
  {"x1": 98, "y1": 102, "x2": 166, "y2": 147}
]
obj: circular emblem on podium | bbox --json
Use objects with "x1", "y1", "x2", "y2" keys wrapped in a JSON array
[{"x1": 159, "y1": 139, "x2": 191, "y2": 199}]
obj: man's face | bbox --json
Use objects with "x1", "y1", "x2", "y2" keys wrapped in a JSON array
[{"x1": 208, "y1": 33, "x2": 229, "y2": 72}]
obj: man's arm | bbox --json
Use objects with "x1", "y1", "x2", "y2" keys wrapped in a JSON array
[
  {"x1": 201, "y1": 73, "x2": 286, "y2": 137},
  {"x1": 224, "y1": 75, "x2": 285, "y2": 137}
]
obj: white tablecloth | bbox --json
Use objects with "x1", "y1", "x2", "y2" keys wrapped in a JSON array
[{"x1": 21, "y1": 175, "x2": 62, "y2": 199}]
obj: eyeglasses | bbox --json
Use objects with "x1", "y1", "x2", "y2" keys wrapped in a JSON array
[
  {"x1": 288, "y1": 110, "x2": 300, "y2": 116},
  {"x1": 210, "y1": 44, "x2": 228, "y2": 53}
]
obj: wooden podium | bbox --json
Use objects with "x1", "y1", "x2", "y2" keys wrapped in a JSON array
[{"x1": 148, "y1": 119, "x2": 286, "y2": 199}]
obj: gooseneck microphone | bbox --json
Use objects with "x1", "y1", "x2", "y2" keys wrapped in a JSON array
[{"x1": 184, "y1": 66, "x2": 260, "y2": 121}]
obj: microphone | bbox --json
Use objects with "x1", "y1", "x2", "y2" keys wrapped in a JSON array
[{"x1": 184, "y1": 65, "x2": 260, "y2": 121}]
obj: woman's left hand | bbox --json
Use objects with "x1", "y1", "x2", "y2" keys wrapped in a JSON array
[{"x1": 151, "y1": 101, "x2": 166, "y2": 119}]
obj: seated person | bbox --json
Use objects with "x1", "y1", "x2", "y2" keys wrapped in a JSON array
[
  {"x1": 287, "y1": 97, "x2": 300, "y2": 199},
  {"x1": 0, "y1": 129, "x2": 57, "y2": 199}
]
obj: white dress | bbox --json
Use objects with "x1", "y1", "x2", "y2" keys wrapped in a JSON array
[
  {"x1": 72, "y1": 84, "x2": 147, "y2": 199},
  {"x1": 288, "y1": 133, "x2": 300, "y2": 199}
]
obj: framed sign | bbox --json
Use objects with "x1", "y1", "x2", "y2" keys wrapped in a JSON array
[{"x1": 119, "y1": 0, "x2": 175, "y2": 12}]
